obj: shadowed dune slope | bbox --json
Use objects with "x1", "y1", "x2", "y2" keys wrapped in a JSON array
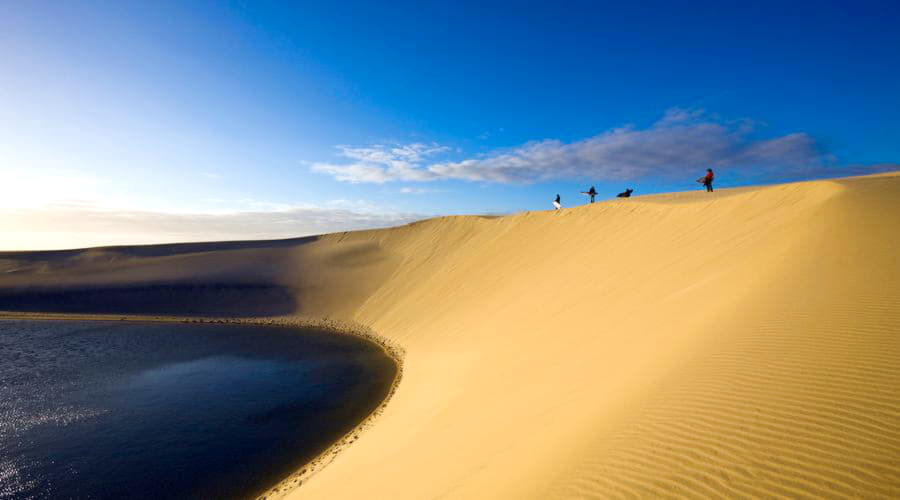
[{"x1": 1, "y1": 173, "x2": 898, "y2": 498}]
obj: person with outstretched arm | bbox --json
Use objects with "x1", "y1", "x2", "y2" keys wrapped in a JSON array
[
  {"x1": 582, "y1": 186, "x2": 598, "y2": 203},
  {"x1": 696, "y1": 169, "x2": 714, "y2": 192}
]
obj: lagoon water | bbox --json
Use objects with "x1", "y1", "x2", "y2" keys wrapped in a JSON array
[{"x1": 0, "y1": 320, "x2": 396, "y2": 499}]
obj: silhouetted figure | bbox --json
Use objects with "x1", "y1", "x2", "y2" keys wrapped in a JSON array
[
  {"x1": 617, "y1": 188, "x2": 634, "y2": 198},
  {"x1": 696, "y1": 169, "x2": 714, "y2": 192},
  {"x1": 582, "y1": 186, "x2": 598, "y2": 203},
  {"x1": 553, "y1": 194, "x2": 561, "y2": 210}
]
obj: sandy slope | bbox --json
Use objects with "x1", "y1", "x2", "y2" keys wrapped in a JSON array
[{"x1": 1, "y1": 173, "x2": 899, "y2": 498}]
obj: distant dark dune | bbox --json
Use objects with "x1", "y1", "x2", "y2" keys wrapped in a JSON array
[
  {"x1": 0, "y1": 283, "x2": 296, "y2": 317},
  {"x1": 0, "y1": 235, "x2": 318, "y2": 260},
  {"x1": 2, "y1": 174, "x2": 898, "y2": 499}
]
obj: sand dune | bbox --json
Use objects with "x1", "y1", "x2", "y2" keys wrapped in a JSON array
[{"x1": 1, "y1": 173, "x2": 899, "y2": 498}]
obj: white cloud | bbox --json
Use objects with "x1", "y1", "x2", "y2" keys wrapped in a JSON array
[
  {"x1": 399, "y1": 187, "x2": 444, "y2": 195},
  {"x1": 310, "y1": 142, "x2": 449, "y2": 183},
  {"x1": 311, "y1": 108, "x2": 868, "y2": 184},
  {"x1": 0, "y1": 169, "x2": 110, "y2": 209},
  {"x1": 0, "y1": 165, "x2": 429, "y2": 250},
  {"x1": 654, "y1": 106, "x2": 708, "y2": 126},
  {"x1": 0, "y1": 203, "x2": 425, "y2": 251}
]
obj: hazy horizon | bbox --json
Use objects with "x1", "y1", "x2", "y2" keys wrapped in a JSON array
[{"x1": 3, "y1": 1, "x2": 898, "y2": 250}]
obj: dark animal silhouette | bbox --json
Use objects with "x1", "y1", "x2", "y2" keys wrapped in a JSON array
[{"x1": 617, "y1": 188, "x2": 633, "y2": 198}]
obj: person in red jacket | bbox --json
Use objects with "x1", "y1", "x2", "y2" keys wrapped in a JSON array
[{"x1": 697, "y1": 168, "x2": 714, "y2": 192}]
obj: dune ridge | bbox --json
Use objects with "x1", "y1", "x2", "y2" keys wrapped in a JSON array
[{"x1": 1, "y1": 173, "x2": 898, "y2": 498}]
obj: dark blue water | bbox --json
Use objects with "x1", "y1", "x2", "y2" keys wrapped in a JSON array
[{"x1": 0, "y1": 320, "x2": 396, "y2": 499}]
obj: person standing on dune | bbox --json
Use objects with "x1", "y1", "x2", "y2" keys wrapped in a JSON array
[
  {"x1": 553, "y1": 194, "x2": 562, "y2": 210},
  {"x1": 582, "y1": 186, "x2": 598, "y2": 203},
  {"x1": 697, "y1": 169, "x2": 714, "y2": 192}
]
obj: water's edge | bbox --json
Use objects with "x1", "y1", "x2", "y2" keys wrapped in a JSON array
[{"x1": 0, "y1": 311, "x2": 405, "y2": 500}]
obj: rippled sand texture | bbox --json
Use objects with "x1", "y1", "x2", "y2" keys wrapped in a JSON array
[{"x1": 1, "y1": 173, "x2": 898, "y2": 498}]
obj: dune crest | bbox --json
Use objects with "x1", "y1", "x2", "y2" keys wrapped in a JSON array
[{"x1": 2, "y1": 173, "x2": 899, "y2": 498}]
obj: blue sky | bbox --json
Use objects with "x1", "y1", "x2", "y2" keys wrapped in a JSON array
[{"x1": 2, "y1": 1, "x2": 898, "y2": 249}]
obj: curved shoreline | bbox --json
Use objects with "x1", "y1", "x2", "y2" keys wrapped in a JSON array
[
  {"x1": 0, "y1": 311, "x2": 404, "y2": 500},
  {"x1": 3, "y1": 174, "x2": 898, "y2": 498}
]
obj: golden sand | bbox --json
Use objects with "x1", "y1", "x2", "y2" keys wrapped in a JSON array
[{"x1": 1, "y1": 173, "x2": 898, "y2": 498}]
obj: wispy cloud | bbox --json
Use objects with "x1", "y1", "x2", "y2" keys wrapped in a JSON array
[
  {"x1": 0, "y1": 169, "x2": 110, "y2": 209},
  {"x1": 311, "y1": 109, "x2": 894, "y2": 184},
  {"x1": 311, "y1": 143, "x2": 449, "y2": 183},
  {"x1": 399, "y1": 187, "x2": 444, "y2": 195},
  {"x1": 0, "y1": 166, "x2": 428, "y2": 250},
  {"x1": 0, "y1": 202, "x2": 425, "y2": 251}
]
